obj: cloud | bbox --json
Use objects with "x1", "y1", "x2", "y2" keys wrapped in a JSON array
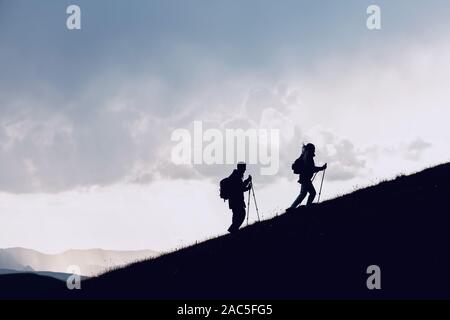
[
  {"x1": 0, "y1": 89, "x2": 171, "y2": 192},
  {"x1": 404, "y1": 138, "x2": 432, "y2": 161},
  {"x1": 149, "y1": 87, "x2": 371, "y2": 186},
  {"x1": 362, "y1": 137, "x2": 433, "y2": 163},
  {"x1": 1, "y1": 1, "x2": 449, "y2": 194}
]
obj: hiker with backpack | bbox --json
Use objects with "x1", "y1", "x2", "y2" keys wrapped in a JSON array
[
  {"x1": 220, "y1": 162, "x2": 252, "y2": 233},
  {"x1": 288, "y1": 143, "x2": 327, "y2": 211}
]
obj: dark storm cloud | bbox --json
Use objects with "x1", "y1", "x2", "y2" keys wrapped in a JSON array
[{"x1": 1, "y1": 0, "x2": 448, "y2": 192}]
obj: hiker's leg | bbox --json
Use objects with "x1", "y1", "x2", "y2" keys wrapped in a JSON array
[
  {"x1": 235, "y1": 206, "x2": 246, "y2": 229},
  {"x1": 228, "y1": 207, "x2": 237, "y2": 232},
  {"x1": 306, "y1": 181, "x2": 316, "y2": 205},
  {"x1": 229, "y1": 206, "x2": 245, "y2": 232},
  {"x1": 290, "y1": 184, "x2": 308, "y2": 209}
]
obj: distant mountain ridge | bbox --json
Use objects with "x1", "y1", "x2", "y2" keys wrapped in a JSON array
[
  {"x1": 0, "y1": 268, "x2": 88, "y2": 282},
  {"x1": 0, "y1": 247, "x2": 159, "y2": 276}
]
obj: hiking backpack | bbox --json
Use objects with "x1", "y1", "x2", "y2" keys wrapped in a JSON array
[
  {"x1": 219, "y1": 175, "x2": 233, "y2": 201},
  {"x1": 292, "y1": 157, "x2": 305, "y2": 175}
]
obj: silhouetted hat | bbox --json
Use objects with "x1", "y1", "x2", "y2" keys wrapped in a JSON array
[{"x1": 237, "y1": 162, "x2": 247, "y2": 170}]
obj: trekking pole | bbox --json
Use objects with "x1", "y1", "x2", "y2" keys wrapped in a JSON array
[
  {"x1": 251, "y1": 185, "x2": 261, "y2": 222},
  {"x1": 317, "y1": 168, "x2": 326, "y2": 204},
  {"x1": 246, "y1": 188, "x2": 251, "y2": 226}
]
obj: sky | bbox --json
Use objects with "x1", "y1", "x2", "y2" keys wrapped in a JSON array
[{"x1": 0, "y1": 0, "x2": 449, "y2": 254}]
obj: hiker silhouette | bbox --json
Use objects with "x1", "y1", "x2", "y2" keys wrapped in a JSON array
[
  {"x1": 289, "y1": 143, "x2": 327, "y2": 210},
  {"x1": 225, "y1": 162, "x2": 252, "y2": 233}
]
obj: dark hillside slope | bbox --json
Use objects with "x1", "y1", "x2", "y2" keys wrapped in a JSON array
[
  {"x1": 0, "y1": 273, "x2": 67, "y2": 300},
  {"x1": 76, "y1": 162, "x2": 450, "y2": 299},
  {"x1": 0, "y1": 163, "x2": 448, "y2": 299}
]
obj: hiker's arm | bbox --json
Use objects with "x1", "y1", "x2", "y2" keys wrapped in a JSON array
[
  {"x1": 243, "y1": 175, "x2": 252, "y2": 190},
  {"x1": 313, "y1": 163, "x2": 327, "y2": 172},
  {"x1": 315, "y1": 163, "x2": 327, "y2": 172}
]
